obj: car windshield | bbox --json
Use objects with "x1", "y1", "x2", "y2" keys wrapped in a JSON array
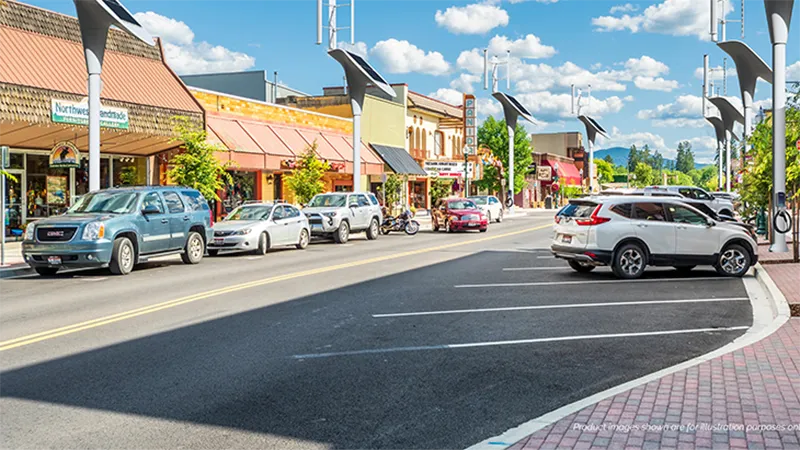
[
  {"x1": 225, "y1": 205, "x2": 272, "y2": 221},
  {"x1": 308, "y1": 194, "x2": 347, "y2": 207},
  {"x1": 68, "y1": 192, "x2": 139, "y2": 214},
  {"x1": 468, "y1": 197, "x2": 488, "y2": 205},
  {"x1": 448, "y1": 200, "x2": 477, "y2": 209}
]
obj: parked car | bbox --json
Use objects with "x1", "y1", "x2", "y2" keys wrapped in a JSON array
[
  {"x1": 302, "y1": 192, "x2": 382, "y2": 243},
  {"x1": 432, "y1": 198, "x2": 489, "y2": 232},
  {"x1": 643, "y1": 185, "x2": 735, "y2": 217},
  {"x1": 22, "y1": 187, "x2": 213, "y2": 276},
  {"x1": 551, "y1": 196, "x2": 757, "y2": 279},
  {"x1": 468, "y1": 195, "x2": 504, "y2": 223},
  {"x1": 208, "y1": 202, "x2": 309, "y2": 255},
  {"x1": 600, "y1": 189, "x2": 737, "y2": 221}
]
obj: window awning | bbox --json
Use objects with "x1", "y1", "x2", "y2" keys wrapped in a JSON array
[
  {"x1": 370, "y1": 144, "x2": 427, "y2": 175},
  {"x1": 206, "y1": 113, "x2": 383, "y2": 174},
  {"x1": 542, "y1": 159, "x2": 582, "y2": 186}
]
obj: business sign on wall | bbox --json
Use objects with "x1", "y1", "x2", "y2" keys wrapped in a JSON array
[
  {"x1": 424, "y1": 160, "x2": 474, "y2": 178},
  {"x1": 463, "y1": 94, "x2": 477, "y2": 155},
  {"x1": 51, "y1": 99, "x2": 129, "y2": 130}
]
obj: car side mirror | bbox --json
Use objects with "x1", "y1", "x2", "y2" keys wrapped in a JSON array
[
  {"x1": 142, "y1": 205, "x2": 160, "y2": 215},
  {"x1": 706, "y1": 218, "x2": 716, "y2": 227}
]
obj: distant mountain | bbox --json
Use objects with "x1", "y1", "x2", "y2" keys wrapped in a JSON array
[{"x1": 594, "y1": 147, "x2": 708, "y2": 169}]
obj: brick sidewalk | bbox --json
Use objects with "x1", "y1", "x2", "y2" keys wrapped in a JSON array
[
  {"x1": 764, "y1": 264, "x2": 800, "y2": 317},
  {"x1": 507, "y1": 319, "x2": 800, "y2": 450}
]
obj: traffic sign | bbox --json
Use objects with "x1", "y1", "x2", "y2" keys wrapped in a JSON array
[{"x1": 552, "y1": 183, "x2": 560, "y2": 192}]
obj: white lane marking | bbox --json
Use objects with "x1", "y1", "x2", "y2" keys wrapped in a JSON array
[
  {"x1": 455, "y1": 277, "x2": 731, "y2": 289},
  {"x1": 372, "y1": 297, "x2": 750, "y2": 318},
  {"x1": 537, "y1": 256, "x2": 554, "y2": 259},
  {"x1": 503, "y1": 267, "x2": 566, "y2": 272},
  {"x1": 291, "y1": 326, "x2": 749, "y2": 359}
]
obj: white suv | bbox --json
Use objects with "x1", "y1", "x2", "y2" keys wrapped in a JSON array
[{"x1": 551, "y1": 196, "x2": 757, "y2": 279}]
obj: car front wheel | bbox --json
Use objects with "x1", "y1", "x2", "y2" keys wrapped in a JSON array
[
  {"x1": 715, "y1": 244, "x2": 751, "y2": 277},
  {"x1": 181, "y1": 232, "x2": 205, "y2": 264},
  {"x1": 366, "y1": 218, "x2": 379, "y2": 240},
  {"x1": 612, "y1": 243, "x2": 647, "y2": 279},
  {"x1": 333, "y1": 221, "x2": 350, "y2": 244},
  {"x1": 109, "y1": 236, "x2": 135, "y2": 275}
]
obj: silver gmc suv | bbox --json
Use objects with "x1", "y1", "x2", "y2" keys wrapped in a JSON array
[{"x1": 302, "y1": 192, "x2": 382, "y2": 243}]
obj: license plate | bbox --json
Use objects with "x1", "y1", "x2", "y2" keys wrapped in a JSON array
[
  {"x1": 312, "y1": 224, "x2": 322, "y2": 230},
  {"x1": 213, "y1": 238, "x2": 224, "y2": 246},
  {"x1": 561, "y1": 235, "x2": 572, "y2": 244},
  {"x1": 47, "y1": 256, "x2": 61, "y2": 265},
  {"x1": 466, "y1": 223, "x2": 479, "y2": 228}
]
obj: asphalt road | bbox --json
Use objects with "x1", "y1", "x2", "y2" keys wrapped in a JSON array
[{"x1": 0, "y1": 212, "x2": 752, "y2": 449}]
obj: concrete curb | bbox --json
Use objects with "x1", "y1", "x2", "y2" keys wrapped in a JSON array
[
  {"x1": 0, "y1": 265, "x2": 33, "y2": 279},
  {"x1": 465, "y1": 267, "x2": 791, "y2": 450}
]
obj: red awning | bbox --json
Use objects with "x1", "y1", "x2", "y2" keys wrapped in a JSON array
[{"x1": 542, "y1": 159, "x2": 582, "y2": 186}]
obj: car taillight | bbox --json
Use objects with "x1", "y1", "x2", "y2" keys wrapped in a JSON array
[
  {"x1": 576, "y1": 206, "x2": 611, "y2": 226},
  {"x1": 554, "y1": 215, "x2": 562, "y2": 224}
]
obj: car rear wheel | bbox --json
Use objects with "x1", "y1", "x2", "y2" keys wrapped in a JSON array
[
  {"x1": 181, "y1": 232, "x2": 205, "y2": 264},
  {"x1": 254, "y1": 232, "x2": 269, "y2": 255},
  {"x1": 612, "y1": 243, "x2": 647, "y2": 279},
  {"x1": 487, "y1": 212, "x2": 492, "y2": 223},
  {"x1": 568, "y1": 260, "x2": 595, "y2": 273},
  {"x1": 673, "y1": 265, "x2": 695, "y2": 274},
  {"x1": 333, "y1": 221, "x2": 350, "y2": 244},
  {"x1": 109, "y1": 236, "x2": 135, "y2": 275},
  {"x1": 296, "y1": 229, "x2": 310, "y2": 250},
  {"x1": 35, "y1": 267, "x2": 59, "y2": 276},
  {"x1": 497, "y1": 210, "x2": 503, "y2": 223},
  {"x1": 715, "y1": 244, "x2": 750, "y2": 277},
  {"x1": 366, "y1": 218, "x2": 379, "y2": 240}
]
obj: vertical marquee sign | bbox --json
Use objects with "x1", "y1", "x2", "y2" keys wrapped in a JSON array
[{"x1": 463, "y1": 94, "x2": 477, "y2": 155}]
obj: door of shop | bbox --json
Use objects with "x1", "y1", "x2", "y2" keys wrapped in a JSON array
[{"x1": 3, "y1": 169, "x2": 25, "y2": 239}]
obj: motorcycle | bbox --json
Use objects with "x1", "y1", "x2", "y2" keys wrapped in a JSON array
[{"x1": 381, "y1": 208, "x2": 420, "y2": 235}]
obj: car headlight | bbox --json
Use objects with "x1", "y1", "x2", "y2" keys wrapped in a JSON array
[
  {"x1": 24, "y1": 224, "x2": 35, "y2": 241},
  {"x1": 234, "y1": 228, "x2": 252, "y2": 235},
  {"x1": 321, "y1": 212, "x2": 338, "y2": 218},
  {"x1": 82, "y1": 222, "x2": 106, "y2": 240},
  {"x1": 450, "y1": 215, "x2": 460, "y2": 222}
]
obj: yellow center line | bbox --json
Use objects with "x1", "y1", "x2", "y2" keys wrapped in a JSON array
[{"x1": 0, "y1": 223, "x2": 552, "y2": 352}]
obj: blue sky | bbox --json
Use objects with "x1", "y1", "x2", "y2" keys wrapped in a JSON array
[{"x1": 28, "y1": 0, "x2": 800, "y2": 162}]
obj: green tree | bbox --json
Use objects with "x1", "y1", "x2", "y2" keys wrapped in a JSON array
[
  {"x1": 167, "y1": 117, "x2": 233, "y2": 201},
  {"x1": 429, "y1": 177, "x2": 453, "y2": 205},
  {"x1": 475, "y1": 116, "x2": 533, "y2": 197},
  {"x1": 690, "y1": 165, "x2": 717, "y2": 187},
  {"x1": 626, "y1": 145, "x2": 641, "y2": 172},
  {"x1": 603, "y1": 154, "x2": 615, "y2": 165},
  {"x1": 613, "y1": 164, "x2": 628, "y2": 175},
  {"x1": 381, "y1": 173, "x2": 404, "y2": 211},
  {"x1": 675, "y1": 141, "x2": 696, "y2": 174},
  {"x1": 594, "y1": 158, "x2": 614, "y2": 184},
  {"x1": 284, "y1": 143, "x2": 331, "y2": 205},
  {"x1": 631, "y1": 162, "x2": 655, "y2": 187},
  {"x1": 665, "y1": 170, "x2": 694, "y2": 186}
]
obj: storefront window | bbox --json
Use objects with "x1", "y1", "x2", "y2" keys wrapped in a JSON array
[
  {"x1": 75, "y1": 157, "x2": 111, "y2": 198},
  {"x1": 4, "y1": 171, "x2": 24, "y2": 238},
  {"x1": 25, "y1": 154, "x2": 70, "y2": 219},
  {"x1": 113, "y1": 156, "x2": 147, "y2": 186},
  {"x1": 221, "y1": 171, "x2": 257, "y2": 214},
  {"x1": 8, "y1": 153, "x2": 24, "y2": 170}
]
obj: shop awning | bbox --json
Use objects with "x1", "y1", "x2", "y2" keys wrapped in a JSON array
[
  {"x1": 370, "y1": 144, "x2": 427, "y2": 175},
  {"x1": 206, "y1": 113, "x2": 383, "y2": 174},
  {"x1": 542, "y1": 159, "x2": 582, "y2": 186}
]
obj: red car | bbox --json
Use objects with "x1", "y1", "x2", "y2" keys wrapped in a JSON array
[{"x1": 432, "y1": 198, "x2": 489, "y2": 232}]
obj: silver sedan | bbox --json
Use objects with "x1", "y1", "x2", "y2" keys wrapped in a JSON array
[{"x1": 208, "y1": 203, "x2": 310, "y2": 256}]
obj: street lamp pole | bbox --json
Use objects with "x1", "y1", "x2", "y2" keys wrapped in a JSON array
[{"x1": 765, "y1": 0, "x2": 793, "y2": 253}]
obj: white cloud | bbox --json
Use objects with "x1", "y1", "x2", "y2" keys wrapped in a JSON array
[
  {"x1": 598, "y1": 126, "x2": 667, "y2": 151},
  {"x1": 624, "y1": 56, "x2": 669, "y2": 77},
  {"x1": 135, "y1": 11, "x2": 254, "y2": 75},
  {"x1": 487, "y1": 34, "x2": 556, "y2": 59},
  {"x1": 429, "y1": 88, "x2": 464, "y2": 106},
  {"x1": 513, "y1": 91, "x2": 628, "y2": 122},
  {"x1": 633, "y1": 76, "x2": 680, "y2": 92},
  {"x1": 786, "y1": 60, "x2": 800, "y2": 80},
  {"x1": 477, "y1": 97, "x2": 503, "y2": 118},
  {"x1": 592, "y1": 0, "x2": 733, "y2": 40},
  {"x1": 637, "y1": 94, "x2": 709, "y2": 127},
  {"x1": 370, "y1": 39, "x2": 450, "y2": 76},
  {"x1": 450, "y1": 73, "x2": 482, "y2": 93},
  {"x1": 457, "y1": 49, "x2": 486, "y2": 74},
  {"x1": 610, "y1": 3, "x2": 639, "y2": 14},
  {"x1": 435, "y1": 3, "x2": 509, "y2": 34},
  {"x1": 684, "y1": 135, "x2": 720, "y2": 162},
  {"x1": 339, "y1": 41, "x2": 368, "y2": 58},
  {"x1": 134, "y1": 11, "x2": 194, "y2": 45},
  {"x1": 693, "y1": 65, "x2": 736, "y2": 80}
]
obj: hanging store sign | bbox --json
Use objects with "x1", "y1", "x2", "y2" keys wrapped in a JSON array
[
  {"x1": 536, "y1": 166, "x2": 552, "y2": 181},
  {"x1": 49, "y1": 141, "x2": 81, "y2": 168},
  {"x1": 463, "y1": 94, "x2": 477, "y2": 155},
  {"x1": 51, "y1": 99, "x2": 129, "y2": 130}
]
